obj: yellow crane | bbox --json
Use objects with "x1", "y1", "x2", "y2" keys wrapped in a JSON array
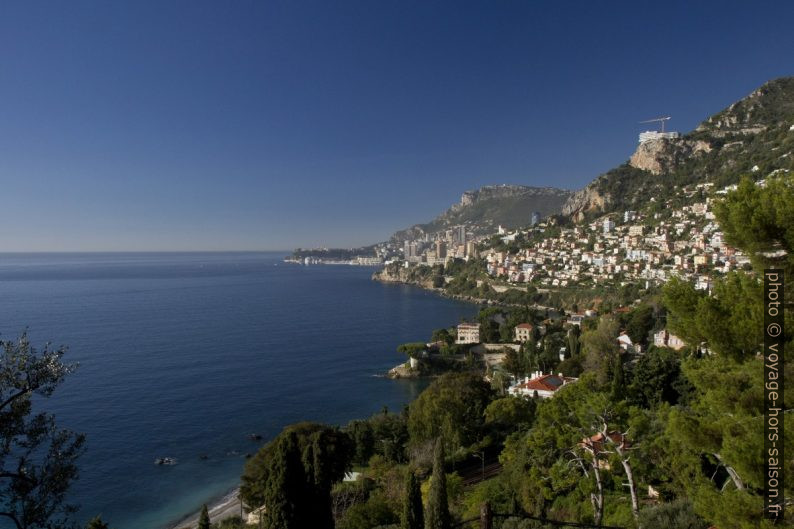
[{"x1": 639, "y1": 116, "x2": 671, "y2": 133}]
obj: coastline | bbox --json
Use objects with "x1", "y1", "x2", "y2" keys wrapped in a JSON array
[
  {"x1": 169, "y1": 487, "x2": 243, "y2": 529},
  {"x1": 160, "y1": 268, "x2": 476, "y2": 529}
]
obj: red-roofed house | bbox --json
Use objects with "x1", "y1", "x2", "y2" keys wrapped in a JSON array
[{"x1": 509, "y1": 371, "x2": 577, "y2": 398}]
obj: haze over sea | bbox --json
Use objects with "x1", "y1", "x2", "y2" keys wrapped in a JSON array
[{"x1": 0, "y1": 252, "x2": 476, "y2": 529}]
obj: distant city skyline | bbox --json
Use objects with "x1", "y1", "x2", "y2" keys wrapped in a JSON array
[{"x1": 1, "y1": 1, "x2": 793, "y2": 251}]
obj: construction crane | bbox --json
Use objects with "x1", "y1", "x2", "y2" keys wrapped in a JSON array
[{"x1": 639, "y1": 116, "x2": 671, "y2": 133}]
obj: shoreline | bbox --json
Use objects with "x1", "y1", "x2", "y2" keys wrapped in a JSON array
[
  {"x1": 169, "y1": 487, "x2": 244, "y2": 529},
  {"x1": 167, "y1": 272, "x2": 475, "y2": 529}
]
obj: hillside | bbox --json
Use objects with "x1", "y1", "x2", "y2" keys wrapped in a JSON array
[
  {"x1": 391, "y1": 184, "x2": 572, "y2": 241},
  {"x1": 563, "y1": 77, "x2": 794, "y2": 220}
]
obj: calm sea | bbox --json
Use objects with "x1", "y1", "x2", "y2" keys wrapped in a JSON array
[{"x1": 0, "y1": 252, "x2": 476, "y2": 529}]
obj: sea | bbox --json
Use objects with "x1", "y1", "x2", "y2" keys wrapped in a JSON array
[{"x1": 0, "y1": 252, "x2": 477, "y2": 529}]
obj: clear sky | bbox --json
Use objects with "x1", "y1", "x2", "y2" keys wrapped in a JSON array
[{"x1": 1, "y1": 1, "x2": 792, "y2": 251}]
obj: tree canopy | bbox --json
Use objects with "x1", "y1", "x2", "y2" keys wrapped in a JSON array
[{"x1": 0, "y1": 333, "x2": 86, "y2": 529}]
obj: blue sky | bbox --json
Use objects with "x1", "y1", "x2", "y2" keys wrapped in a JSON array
[{"x1": 1, "y1": 1, "x2": 792, "y2": 251}]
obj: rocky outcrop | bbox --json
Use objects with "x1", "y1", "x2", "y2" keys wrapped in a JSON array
[
  {"x1": 696, "y1": 77, "x2": 794, "y2": 135},
  {"x1": 372, "y1": 265, "x2": 436, "y2": 289},
  {"x1": 629, "y1": 138, "x2": 711, "y2": 175},
  {"x1": 561, "y1": 184, "x2": 608, "y2": 221}
]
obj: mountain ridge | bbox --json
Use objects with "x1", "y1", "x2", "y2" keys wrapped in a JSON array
[
  {"x1": 390, "y1": 184, "x2": 572, "y2": 242},
  {"x1": 562, "y1": 76, "x2": 794, "y2": 221}
]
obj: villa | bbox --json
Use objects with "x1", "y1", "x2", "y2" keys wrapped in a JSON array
[
  {"x1": 509, "y1": 372, "x2": 577, "y2": 399},
  {"x1": 456, "y1": 322, "x2": 481, "y2": 344}
]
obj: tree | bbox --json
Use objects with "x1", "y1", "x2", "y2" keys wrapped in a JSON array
[
  {"x1": 628, "y1": 346, "x2": 691, "y2": 408},
  {"x1": 407, "y1": 373, "x2": 493, "y2": 454},
  {"x1": 197, "y1": 505, "x2": 210, "y2": 529},
  {"x1": 567, "y1": 326, "x2": 581, "y2": 358},
  {"x1": 581, "y1": 316, "x2": 621, "y2": 384},
  {"x1": 85, "y1": 517, "x2": 110, "y2": 529},
  {"x1": 501, "y1": 347, "x2": 524, "y2": 379},
  {"x1": 713, "y1": 175, "x2": 794, "y2": 289},
  {"x1": 655, "y1": 179, "x2": 794, "y2": 528},
  {"x1": 401, "y1": 470, "x2": 424, "y2": 529},
  {"x1": 425, "y1": 440, "x2": 451, "y2": 529},
  {"x1": 338, "y1": 494, "x2": 398, "y2": 529},
  {"x1": 624, "y1": 305, "x2": 655, "y2": 346},
  {"x1": 397, "y1": 343, "x2": 427, "y2": 360},
  {"x1": 430, "y1": 329, "x2": 453, "y2": 346},
  {"x1": 261, "y1": 431, "x2": 306, "y2": 529},
  {"x1": 484, "y1": 397, "x2": 535, "y2": 439},
  {"x1": 0, "y1": 333, "x2": 86, "y2": 529},
  {"x1": 241, "y1": 423, "x2": 354, "y2": 528},
  {"x1": 638, "y1": 499, "x2": 708, "y2": 529}
]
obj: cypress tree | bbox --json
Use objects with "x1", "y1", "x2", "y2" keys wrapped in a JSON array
[
  {"x1": 610, "y1": 356, "x2": 625, "y2": 402},
  {"x1": 425, "y1": 439, "x2": 451, "y2": 529},
  {"x1": 263, "y1": 432, "x2": 306, "y2": 529},
  {"x1": 197, "y1": 504, "x2": 210, "y2": 529},
  {"x1": 402, "y1": 469, "x2": 424, "y2": 529}
]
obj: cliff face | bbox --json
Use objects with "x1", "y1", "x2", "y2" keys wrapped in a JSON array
[
  {"x1": 561, "y1": 185, "x2": 608, "y2": 221},
  {"x1": 629, "y1": 138, "x2": 712, "y2": 175},
  {"x1": 561, "y1": 77, "x2": 794, "y2": 220},
  {"x1": 372, "y1": 265, "x2": 436, "y2": 288},
  {"x1": 391, "y1": 184, "x2": 572, "y2": 241}
]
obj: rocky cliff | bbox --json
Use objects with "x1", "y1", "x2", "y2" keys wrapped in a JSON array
[
  {"x1": 561, "y1": 77, "x2": 794, "y2": 220},
  {"x1": 628, "y1": 137, "x2": 712, "y2": 175},
  {"x1": 372, "y1": 264, "x2": 437, "y2": 288},
  {"x1": 391, "y1": 184, "x2": 572, "y2": 241}
]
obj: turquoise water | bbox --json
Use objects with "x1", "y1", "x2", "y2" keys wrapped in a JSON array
[{"x1": 0, "y1": 252, "x2": 477, "y2": 528}]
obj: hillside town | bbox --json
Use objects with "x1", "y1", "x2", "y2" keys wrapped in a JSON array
[{"x1": 483, "y1": 182, "x2": 753, "y2": 293}]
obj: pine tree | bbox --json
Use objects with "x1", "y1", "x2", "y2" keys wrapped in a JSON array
[
  {"x1": 425, "y1": 439, "x2": 451, "y2": 529},
  {"x1": 197, "y1": 505, "x2": 210, "y2": 529},
  {"x1": 402, "y1": 469, "x2": 424, "y2": 529}
]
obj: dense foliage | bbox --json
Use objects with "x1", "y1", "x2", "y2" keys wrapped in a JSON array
[{"x1": 240, "y1": 422, "x2": 354, "y2": 528}]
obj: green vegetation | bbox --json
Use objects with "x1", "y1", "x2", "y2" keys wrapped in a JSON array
[
  {"x1": 236, "y1": 172, "x2": 792, "y2": 529},
  {"x1": 400, "y1": 471, "x2": 423, "y2": 529},
  {"x1": 291, "y1": 247, "x2": 377, "y2": 261},
  {"x1": 391, "y1": 186, "x2": 571, "y2": 241},
  {"x1": 85, "y1": 516, "x2": 111, "y2": 529},
  {"x1": 198, "y1": 505, "x2": 211, "y2": 529},
  {"x1": 0, "y1": 333, "x2": 86, "y2": 529},
  {"x1": 424, "y1": 441, "x2": 451, "y2": 529},
  {"x1": 240, "y1": 422, "x2": 354, "y2": 528},
  {"x1": 407, "y1": 373, "x2": 493, "y2": 455}
]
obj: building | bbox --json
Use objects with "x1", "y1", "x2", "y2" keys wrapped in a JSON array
[
  {"x1": 638, "y1": 130, "x2": 680, "y2": 143},
  {"x1": 617, "y1": 332, "x2": 634, "y2": 351},
  {"x1": 456, "y1": 323, "x2": 481, "y2": 344},
  {"x1": 456, "y1": 226, "x2": 466, "y2": 244},
  {"x1": 531, "y1": 211, "x2": 541, "y2": 226},
  {"x1": 435, "y1": 240, "x2": 447, "y2": 259},
  {"x1": 603, "y1": 218, "x2": 615, "y2": 234},
  {"x1": 624, "y1": 210, "x2": 637, "y2": 223},
  {"x1": 466, "y1": 241, "x2": 478, "y2": 259},
  {"x1": 653, "y1": 329, "x2": 686, "y2": 350},
  {"x1": 356, "y1": 256, "x2": 383, "y2": 266},
  {"x1": 514, "y1": 323, "x2": 534, "y2": 342},
  {"x1": 509, "y1": 372, "x2": 577, "y2": 399}
]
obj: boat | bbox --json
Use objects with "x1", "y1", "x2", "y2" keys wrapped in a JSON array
[
  {"x1": 154, "y1": 457, "x2": 177, "y2": 466},
  {"x1": 248, "y1": 433, "x2": 263, "y2": 441}
]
